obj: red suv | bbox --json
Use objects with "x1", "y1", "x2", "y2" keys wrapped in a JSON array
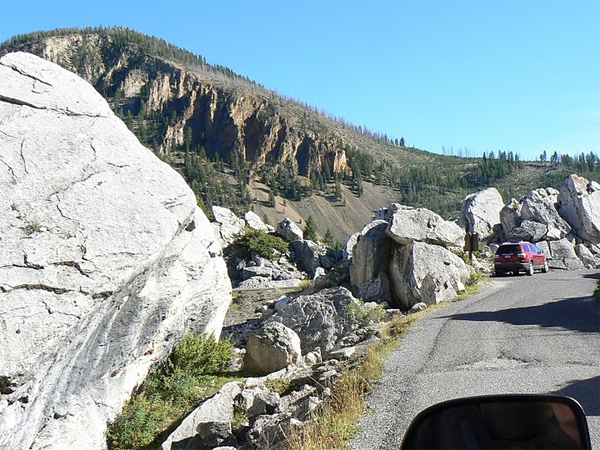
[{"x1": 494, "y1": 242, "x2": 548, "y2": 276}]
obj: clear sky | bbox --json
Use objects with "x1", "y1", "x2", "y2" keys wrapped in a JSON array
[{"x1": 1, "y1": 0, "x2": 599, "y2": 161}]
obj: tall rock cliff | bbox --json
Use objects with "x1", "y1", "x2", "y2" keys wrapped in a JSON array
[
  {"x1": 3, "y1": 31, "x2": 352, "y2": 177},
  {"x1": 0, "y1": 52, "x2": 231, "y2": 449}
]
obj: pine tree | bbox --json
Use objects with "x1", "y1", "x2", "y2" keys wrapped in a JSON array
[
  {"x1": 323, "y1": 229, "x2": 334, "y2": 247},
  {"x1": 335, "y1": 177, "x2": 342, "y2": 199},
  {"x1": 304, "y1": 214, "x2": 318, "y2": 241},
  {"x1": 268, "y1": 190, "x2": 275, "y2": 207}
]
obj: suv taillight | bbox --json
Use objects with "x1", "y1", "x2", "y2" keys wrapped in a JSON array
[{"x1": 516, "y1": 252, "x2": 526, "y2": 259}]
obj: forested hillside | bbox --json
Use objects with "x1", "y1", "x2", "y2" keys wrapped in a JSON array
[{"x1": 2, "y1": 27, "x2": 599, "y2": 241}]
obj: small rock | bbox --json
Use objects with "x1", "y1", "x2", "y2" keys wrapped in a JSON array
[{"x1": 409, "y1": 302, "x2": 427, "y2": 313}]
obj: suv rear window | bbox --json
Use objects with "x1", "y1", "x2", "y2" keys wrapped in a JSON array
[{"x1": 497, "y1": 244, "x2": 521, "y2": 254}]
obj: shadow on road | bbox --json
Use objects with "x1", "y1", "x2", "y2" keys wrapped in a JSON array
[
  {"x1": 444, "y1": 296, "x2": 599, "y2": 333},
  {"x1": 553, "y1": 376, "x2": 600, "y2": 416}
]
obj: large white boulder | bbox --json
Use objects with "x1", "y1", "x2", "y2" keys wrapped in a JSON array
[
  {"x1": 558, "y1": 174, "x2": 600, "y2": 244},
  {"x1": 0, "y1": 52, "x2": 231, "y2": 449},
  {"x1": 244, "y1": 210, "x2": 269, "y2": 232},
  {"x1": 500, "y1": 198, "x2": 523, "y2": 240},
  {"x1": 268, "y1": 287, "x2": 356, "y2": 356},
  {"x1": 521, "y1": 188, "x2": 571, "y2": 239},
  {"x1": 459, "y1": 187, "x2": 504, "y2": 240},
  {"x1": 389, "y1": 241, "x2": 473, "y2": 309},
  {"x1": 349, "y1": 221, "x2": 394, "y2": 302},
  {"x1": 386, "y1": 205, "x2": 464, "y2": 248},
  {"x1": 244, "y1": 322, "x2": 302, "y2": 375},
  {"x1": 546, "y1": 237, "x2": 586, "y2": 270}
]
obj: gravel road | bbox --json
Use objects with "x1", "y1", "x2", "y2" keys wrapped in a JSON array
[{"x1": 350, "y1": 269, "x2": 600, "y2": 449}]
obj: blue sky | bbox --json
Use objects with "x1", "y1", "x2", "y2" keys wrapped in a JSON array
[{"x1": 1, "y1": 0, "x2": 598, "y2": 161}]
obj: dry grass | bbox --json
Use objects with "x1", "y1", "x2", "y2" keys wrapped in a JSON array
[
  {"x1": 285, "y1": 312, "x2": 422, "y2": 450},
  {"x1": 284, "y1": 275, "x2": 488, "y2": 450}
]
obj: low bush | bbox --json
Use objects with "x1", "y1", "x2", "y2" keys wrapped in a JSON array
[
  {"x1": 233, "y1": 229, "x2": 289, "y2": 260},
  {"x1": 345, "y1": 299, "x2": 387, "y2": 329},
  {"x1": 106, "y1": 333, "x2": 235, "y2": 450}
]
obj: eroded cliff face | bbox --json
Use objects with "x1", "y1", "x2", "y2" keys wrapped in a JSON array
[
  {"x1": 0, "y1": 52, "x2": 231, "y2": 450},
  {"x1": 10, "y1": 33, "x2": 349, "y2": 177}
]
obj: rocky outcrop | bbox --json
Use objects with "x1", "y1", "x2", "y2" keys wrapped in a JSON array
[
  {"x1": 162, "y1": 283, "x2": 388, "y2": 449},
  {"x1": 244, "y1": 210, "x2": 270, "y2": 232},
  {"x1": 212, "y1": 205, "x2": 246, "y2": 246},
  {"x1": 350, "y1": 208, "x2": 472, "y2": 309},
  {"x1": 389, "y1": 241, "x2": 472, "y2": 309},
  {"x1": 521, "y1": 188, "x2": 571, "y2": 239},
  {"x1": 268, "y1": 287, "x2": 357, "y2": 356},
  {"x1": 497, "y1": 176, "x2": 600, "y2": 269},
  {"x1": 459, "y1": 187, "x2": 505, "y2": 240},
  {"x1": 0, "y1": 53, "x2": 231, "y2": 449},
  {"x1": 500, "y1": 199, "x2": 523, "y2": 239},
  {"x1": 277, "y1": 217, "x2": 303, "y2": 242},
  {"x1": 221, "y1": 211, "x2": 343, "y2": 290},
  {"x1": 386, "y1": 205, "x2": 465, "y2": 248},
  {"x1": 5, "y1": 31, "x2": 351, "y2": 178},
  {"x1": 289, "y1": 239, "x2": 343, "y2": 278},
  {"x1": 161, "y1": 382, "x2": 243, "y2": 450},
  {"x1": 507, "y1": 219, "x2": 548, "y2": 242},
  {"x1": 349, "y1": 221, "x2": 394, "y2": 300},
  {"x1": 558, "y1": 174, "x2": 600, "y2": 244}
]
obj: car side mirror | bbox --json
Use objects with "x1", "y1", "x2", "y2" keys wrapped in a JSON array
[{"x1": 401, "y1": 395, "x2": 591, "y2": 449}]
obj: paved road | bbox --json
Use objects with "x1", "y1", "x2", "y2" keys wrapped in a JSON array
[{"x1": 350, "y1": 269, "x2": 600, "y2": 449}]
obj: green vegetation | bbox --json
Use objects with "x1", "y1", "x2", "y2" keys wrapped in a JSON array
[
  {"x1": 232, "y1": 229, "x2": 289, "y2": 260},
  {"x1": 594, "y1": 276, "x2": 600, "y2": 306},
  {"x1": 304, "y1": 214, "x2": 318, "y2": 241},
  {"x1": 106, "y1": 333, "x2": 235, "y2": 450},
  {"x1": 345, "y1": 300, "x2": 387, "y2": 328}
]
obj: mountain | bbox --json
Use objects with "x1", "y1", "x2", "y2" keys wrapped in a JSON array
[{"x1": 2, "y1": 27, "x2": 598, "y2": 242}]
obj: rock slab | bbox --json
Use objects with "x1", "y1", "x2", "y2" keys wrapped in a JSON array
[{"x1": 0, "y1": 52, "x2": 231, "y2": 450}]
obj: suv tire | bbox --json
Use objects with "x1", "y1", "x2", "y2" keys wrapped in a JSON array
[{"x1": 527, "y1": 261, "x2": 534, "y2": 276}]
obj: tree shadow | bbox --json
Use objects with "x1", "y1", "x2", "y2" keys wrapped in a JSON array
[
  {"x1": 443, "y1": 296, "x2": 599, "y2": 334},
  {"x1": 553, "y1": 376, "x2": 600, "y2": 416}
]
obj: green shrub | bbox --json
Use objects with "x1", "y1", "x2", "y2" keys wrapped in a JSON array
[
  {"x1": 345, "y1": 300, "x2": 386, "y2": 328},
  {"x1": 233, "y1": 229, "x2": 289, "y2": 260},
  {"x1": 170, "y1": 333, "x2": 233, "y2": 377},
  {"x1": 106, "y1": 334, "x2": 235, "y2": 450},
  {"x1": 594, "y1": 277, "x2": 600, "y2": 305}
]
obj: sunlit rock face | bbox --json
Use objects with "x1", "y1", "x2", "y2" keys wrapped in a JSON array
[
  {"x1": 0, "y1": 52, "x2": 231, "y2": 450},
  {"x1": 558, "y1": 174, "x2": 600, "y2": 245}
]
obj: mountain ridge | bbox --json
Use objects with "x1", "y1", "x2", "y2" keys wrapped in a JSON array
[{"x1": 2, "y1": 27, "x2": 598, "y2": 241}]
